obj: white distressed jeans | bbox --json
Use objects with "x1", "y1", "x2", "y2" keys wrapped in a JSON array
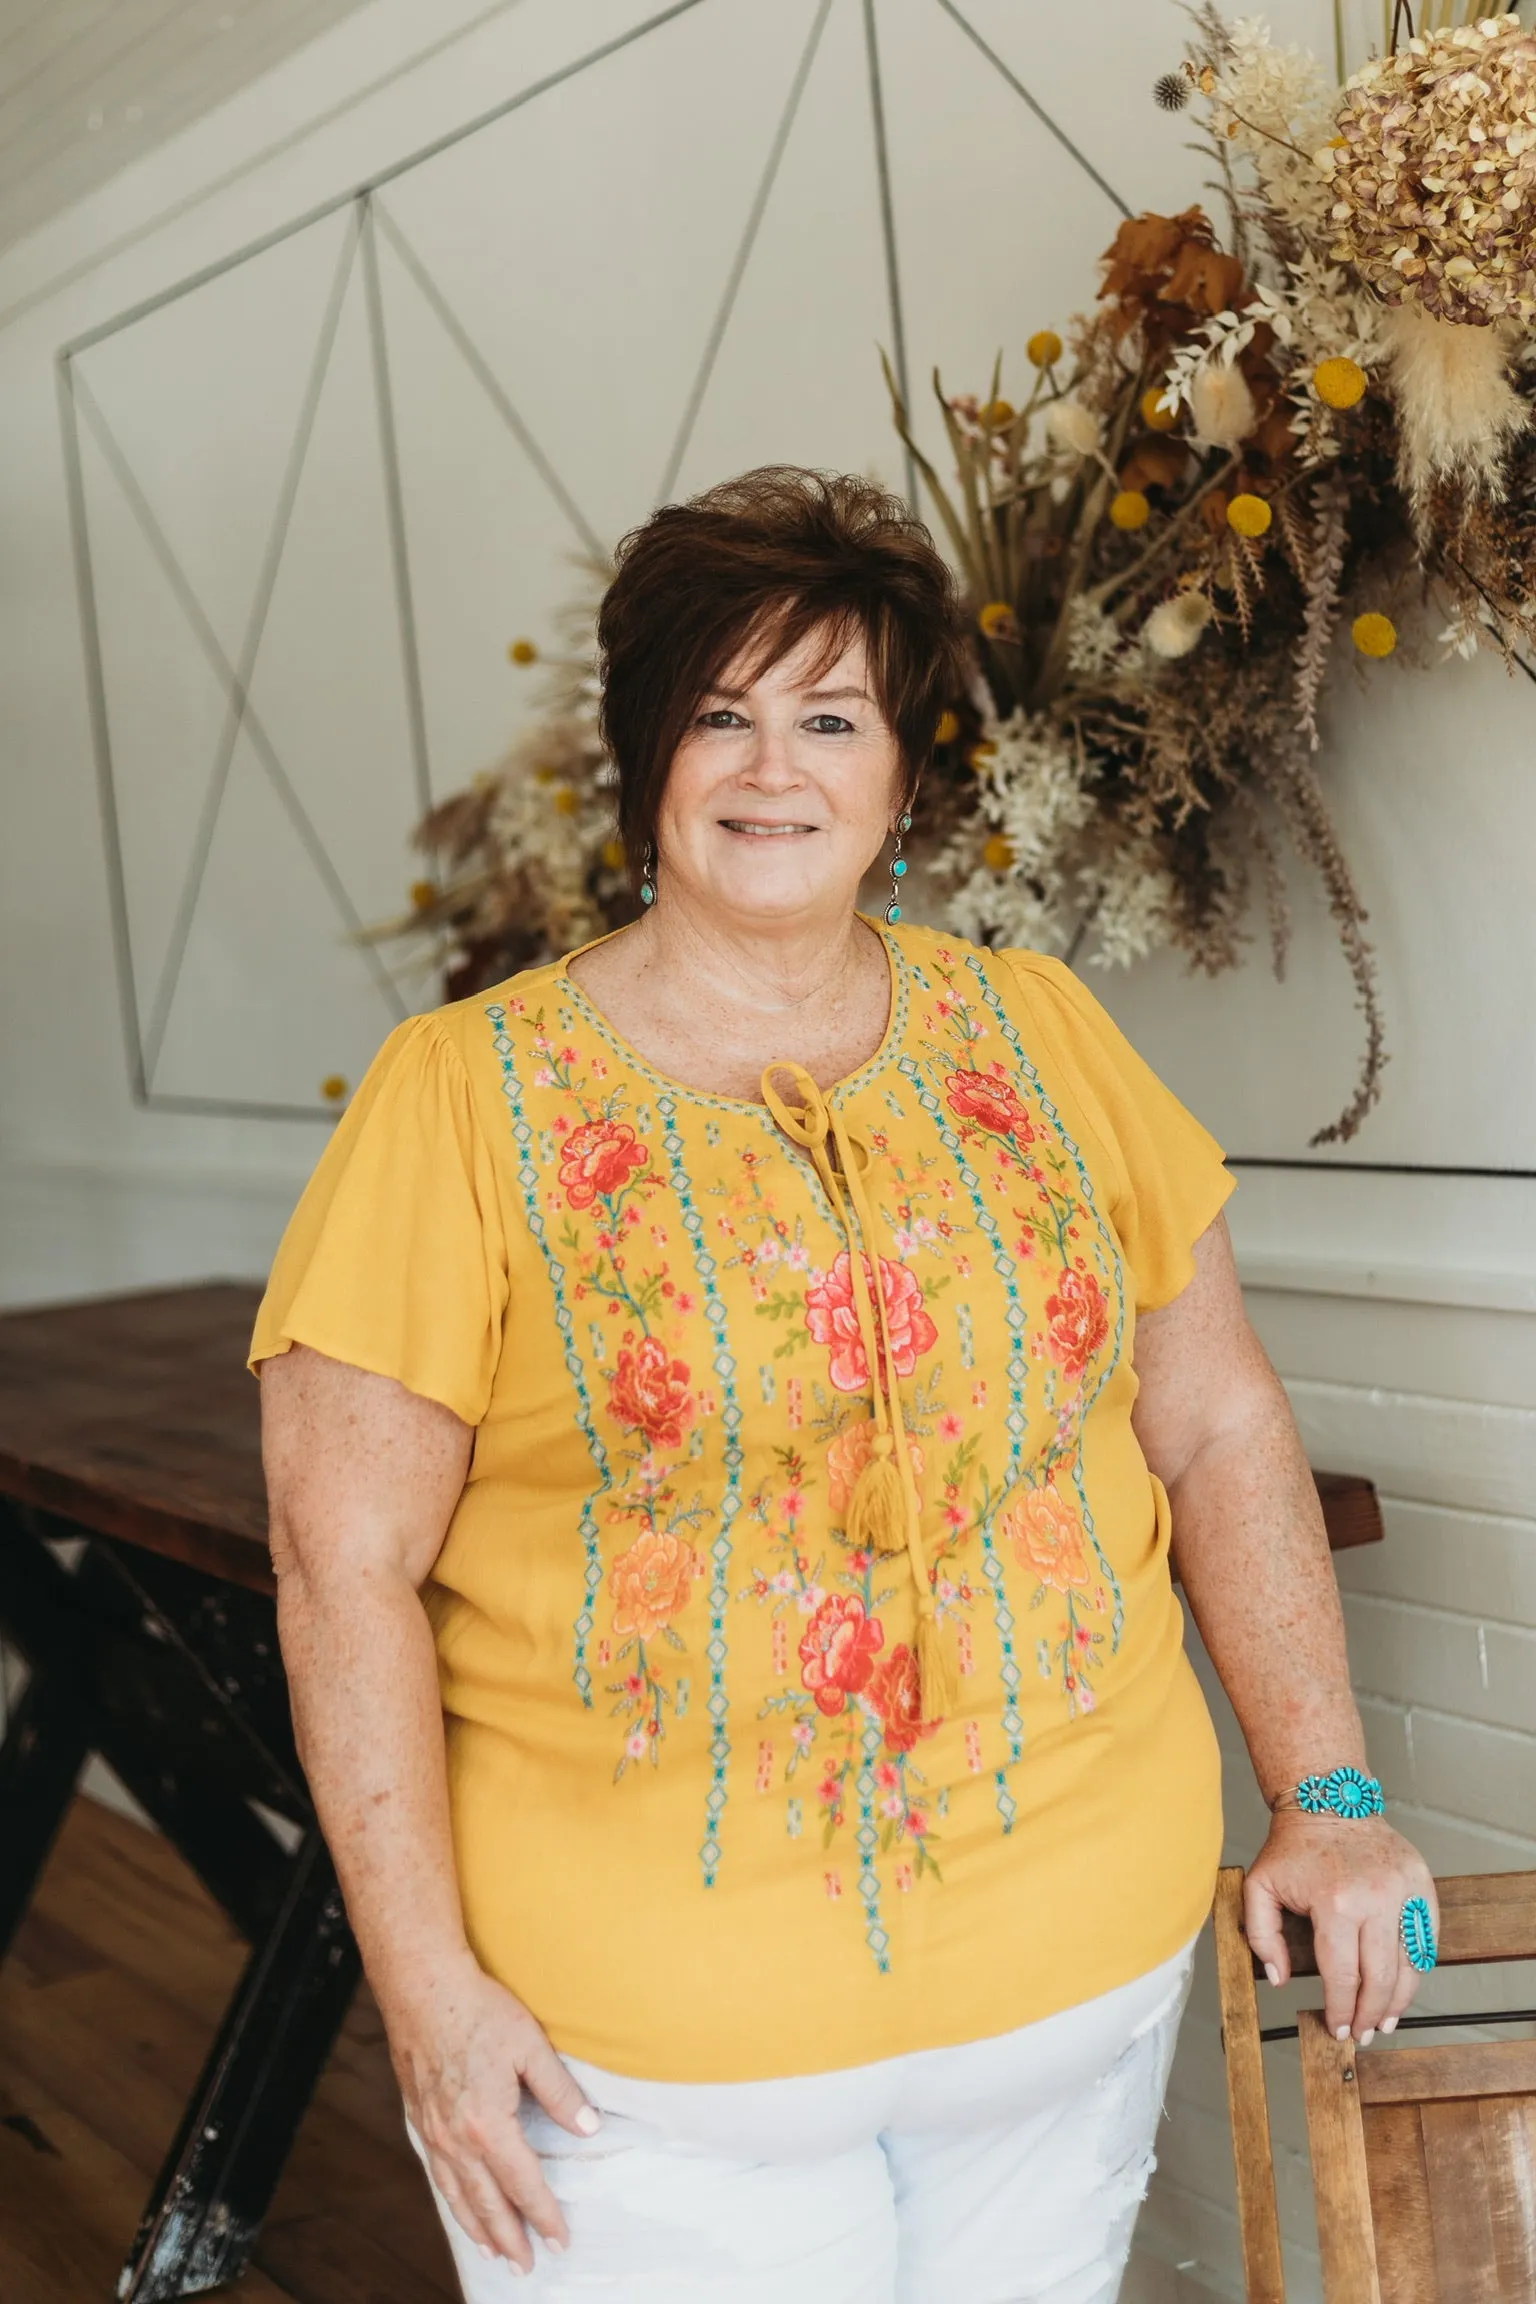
[{"x1": 406, "y1": 1941, "x2": 1193, "y2": 2304}]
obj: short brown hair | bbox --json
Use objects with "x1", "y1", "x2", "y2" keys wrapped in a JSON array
[{"x1": 597, "y1": 467, "x2": 965, "y2": 878}]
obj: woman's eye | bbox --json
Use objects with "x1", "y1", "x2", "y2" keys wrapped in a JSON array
[
  {"x1": 698, "y1": 709, "x2": 746, "y2": 729},
  {"x1": 807, "y1": 714, "x2": 854, "y2": 734}
]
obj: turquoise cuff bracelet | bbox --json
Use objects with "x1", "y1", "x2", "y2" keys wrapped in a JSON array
[{"x1": 1284, "y1": 1765, "x2": 1385, "y2": 1818}]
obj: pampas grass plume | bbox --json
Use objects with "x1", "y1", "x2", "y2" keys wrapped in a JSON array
[
  {"x1": 1189, "y1": 362, "x2": 1257, "y2": 451},
  {"x1": 1044, "y1": 399, "x2": 1102, "y2": 457},
  {"x1": 1145, "y1": 591, "x2": 1212, "y2": 659},
  {"x1": 1382, "y1": 304, "x2": 1529, "y2": 515}
]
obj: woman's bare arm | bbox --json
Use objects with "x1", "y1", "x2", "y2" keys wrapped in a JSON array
[
  {"x1": 260, "y1": 1344, "x2": 595, "y2": 2270},
  {"x1": 1131, "y1": 1216, "x2": 1435, "y2": 2043}
]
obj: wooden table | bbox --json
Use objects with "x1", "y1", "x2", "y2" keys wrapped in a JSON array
[
  {"x1": 0, "y1": 1280, "x2": 1385, "y2": 2300},
  {"x1": 0, "y1": 1284, "x2": 356, "y2": 2303}
]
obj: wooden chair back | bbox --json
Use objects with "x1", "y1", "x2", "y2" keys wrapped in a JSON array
[{"x1": 1213, "y1": 1865, "x2": 1536, "y2": 2304}]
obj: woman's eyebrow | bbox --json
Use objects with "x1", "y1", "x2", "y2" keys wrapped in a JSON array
[{"x1": 803, "y1": 685, "x2": 871, "y2": 703}]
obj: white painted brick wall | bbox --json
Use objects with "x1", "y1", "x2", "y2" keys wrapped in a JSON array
[{"x1": 1132, "y1": 1272, "x2": 1536, "y2": 2303}]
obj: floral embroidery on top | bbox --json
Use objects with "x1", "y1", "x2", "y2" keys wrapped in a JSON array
[{"x1": 485, "y1": 926, "x2": 1165, "y2": 1971}]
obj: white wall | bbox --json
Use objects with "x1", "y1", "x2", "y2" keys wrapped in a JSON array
[{"x1": 2, "y1": 5, "x2": 1534, "y2": 2297}]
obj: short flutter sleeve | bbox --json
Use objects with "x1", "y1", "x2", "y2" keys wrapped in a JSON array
[
  {"x1": 1003, "y1": 951, "x2": 1235, "y2": 1313},
  {"x1": 249, "y1": 1014, "x2": 508, "y2": 1424}
]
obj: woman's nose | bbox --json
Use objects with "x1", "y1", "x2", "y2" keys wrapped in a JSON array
[{"x1": 740, "y1": 724, "x2": 803, "y2": 789}]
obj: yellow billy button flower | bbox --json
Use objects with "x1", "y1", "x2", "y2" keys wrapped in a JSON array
[
  {"x1": 1109, "y1": 489, "x2": 1151, "y2": 531},
  {"x1": 507, "y1": 638, "x2": 538, "y2": 664},
  {"x1": 552, "y1": 785, "x2": 581, "y2": 816},
  {"x1": 1352, "y1": 611, "x2": 1397, "y2": 658},
  {"x1": 978, "y1": 600, "x2": 1019, "y2": 640},
  {"x1": 1226, "y1": 492, "x2": 1273, "y2": 539},
  {"x1": 983, "y1": 833, "x2": 1016, "y2": 872},
  {"x1": 966, "y1": 739, "x2": 998, "y2": 772},
  {"x1": 1313, "y1": 356, "x2": 1367, "y2": 410},
  {"x1": 601, "y1": 837, "x2": 626, "y2": 871},
  {"x1": 409, "y1": 879, "x2": 438, "y2": 910},
  {"x1": 1140, "y1": 386, "x2": 1178, "y2": 432},
  {"x1": 1026, "y1": 329, "x2": 1063, "y2": 368},
  {"x1": 981, "y1": 398, "x2": 1016, "y2": 427},
  {"x1": 934, "y1": 709, "x2": 961, "y2": 746},
  {"x1": 321, "y1": 1074, "x2": 349, "y2": 1104}
]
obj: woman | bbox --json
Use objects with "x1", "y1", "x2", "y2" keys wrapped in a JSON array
[{"x1": 254, "y1": 468, "x2": 1434, "y2": 2304}]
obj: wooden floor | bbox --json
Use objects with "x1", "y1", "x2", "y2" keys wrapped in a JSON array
[{"x1": 0, "y1": 1794, "x2": 459, "y2": 2304}]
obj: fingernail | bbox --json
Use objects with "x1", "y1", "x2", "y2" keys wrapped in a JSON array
[
  {"x1": 1381, "y1": 2015, "x2": 1398, "y2": 2033},
  {"x1": 1264, "y1": 1962, "x2": 1281, "y2": 1987},
  {"x1": 575, "y1": 2106, "x2": 601, "y2": 2136},
  {"x1": 508, "y1": 2263, "x2": 526, "y2": 2280},
  {"x1": 1335, "y1": 2024, "x2": 1351, "y2": 2041},
  {"x1": 1359, "y1": 2027, "x2": 1375, "y2": 2046},
  {"x1": 477, "y1": 2244, "x2": 495, "y2": 2261},
  {"x1": 546, "y1": 2237, "x2": 568, "y2": 2255}
]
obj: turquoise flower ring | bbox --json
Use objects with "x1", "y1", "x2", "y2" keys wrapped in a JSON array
[
  {"x1": 1401, "y1": 1895, "x2": 1437, "y2": 1973},
  {"x1": 1295, "y1": 1765, "x2": 1385, "y2": 1818}
]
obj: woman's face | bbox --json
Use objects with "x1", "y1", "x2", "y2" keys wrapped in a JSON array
[{"x1": 652, "y1": 624, "x2": 905, "y2": 931}]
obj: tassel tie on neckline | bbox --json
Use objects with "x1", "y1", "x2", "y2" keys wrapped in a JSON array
[{"x1": 761, "y1": 1061, "x2": 955, "y2": 1724}]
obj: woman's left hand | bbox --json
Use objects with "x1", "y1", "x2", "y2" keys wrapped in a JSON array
[{"x1": 1242, "y1": 1810, "x2": 1438, "y2": 2044}]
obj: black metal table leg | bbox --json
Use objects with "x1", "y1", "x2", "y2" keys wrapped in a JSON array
[
  {"x1": 0, "y1": 1658, "x2": 93, "y2": 1962},
  {"x1": 119, "y1": 1828, "x2": 362, "y2": 2301}
]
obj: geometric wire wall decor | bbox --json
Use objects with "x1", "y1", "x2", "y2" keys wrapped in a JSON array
[{"x1": 58, "y1": 0, "x2": 1131, "y2": 1123}]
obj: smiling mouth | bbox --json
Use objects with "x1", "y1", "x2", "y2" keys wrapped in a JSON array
[{"x1": 719, "y1": 820, "x2": 818, "y2": 837}]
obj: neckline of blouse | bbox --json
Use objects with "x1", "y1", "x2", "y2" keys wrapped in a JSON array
[{"x1": 554, "y1": 914, "x2": 910, "y2": 1117}]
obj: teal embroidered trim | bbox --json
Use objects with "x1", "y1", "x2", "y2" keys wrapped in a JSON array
[
  {"x1": 967, "y1": 957, "x2": 1128, "y2": 1649},
  {"x1": 658, "y1": 1091, "x2": 742, "y2": 1889},
  {"x1": 485, "y1": 1005, "x2": 612, "y2": 1706},
  {"x1": 854, "y1": 1711, "x2": 891, "y2": 1974},
  {"x1": 899, "y1": 1050, "x2": 1027, "y2": 1794},
  {"x1": 559, "y1": 929, "x2": 910, "y2": 1118}
]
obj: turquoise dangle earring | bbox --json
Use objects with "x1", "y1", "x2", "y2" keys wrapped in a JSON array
[
  {"x1": 639, "y1": 841, "x2": 656, "y2": 907},
  {"x1": 885, "y1": 814, "x2": 911, "y2": 924}
]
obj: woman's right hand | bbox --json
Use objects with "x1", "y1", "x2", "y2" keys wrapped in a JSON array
[{"x1": 388, "y1": 1950, "x2": 600, "y2": 2273}]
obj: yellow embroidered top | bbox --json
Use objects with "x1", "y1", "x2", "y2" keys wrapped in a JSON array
[{"x1": 250, "y1": 922, "x2": 1232, "y2": 2082}]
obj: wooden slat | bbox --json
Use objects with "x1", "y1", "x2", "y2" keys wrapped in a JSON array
[
  {"x1": 1299, "y1": 2010, "x2": 1383, "y2": 2304},
  {"x1": 1420, "y1": 2097, "x2": 1509, "y2": 2304},
  {"x1": 1264, "y1": 1870, "x2": 1536, "y2": 1979},
  {"x1": 1361, "y1": 2104, "x2": 1436, "y2": 2304},
  {"x1": 1212, "y1": 1866, "x2": 1286, "y2": 2303},
  {"x1": 1358, "y1": 2040, "x2": 1536, "y2": 2106}
]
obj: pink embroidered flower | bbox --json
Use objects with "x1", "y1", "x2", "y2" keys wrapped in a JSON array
[
  {"x1": 799, "y1": 1593, "x2": 885, "y2": 1716},
  {"x1": 868, "y1": 1643, "x2": 941, "y2": 1753},
  {"x1": 805, "y1": 1253, "x2": 939, "y2": 1394},
  {"x1": 945, "y1": 1069, "x2": 1036, "y2": 1142},
  {"x1": 608, "y1": 1338, "x2": 695, "y2": 1450},
  {"x1": 559, "y1": 1118, "x2": 648, "y2": 1210},
  {"x1": 1045, "y1": 1268, "x2": 1109, "y2": 1378}
]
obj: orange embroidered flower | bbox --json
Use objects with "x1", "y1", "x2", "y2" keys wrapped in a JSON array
[
  {"x1": 559, "y1": 1118, "x2": 648, "y2": 1209},
  {"x1": 609, "y1": 1529, "x2": 701, "y2": 1639},
  {"x1": 1001, "y1": 1486, "x2": 1091, "y2": 1593},
  {"x1": 798, "y1": 1592, "x2": 885, "y2": 1716},
  {"x1": 825, "y1": 1417, "x2": 925, "y2": 1517},
  {"x1": 945, "y1": 1069, "x2": 1036, "y2": 1142},
  {"x1": 805, "y1": 1252, "x2": 938, "y2": 1395},
  {"x1": 608, "y1": 1338, "x2": 695, "y2": 1450},
  {"x1": 1045, "y1": 1268, "x2": 1109, "y2": 1377},
  {"x1": 867, "y1": 1643, "x2": 941, "y2": 1753}
]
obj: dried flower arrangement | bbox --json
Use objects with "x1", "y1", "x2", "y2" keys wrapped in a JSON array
[{"x1": 385, "y1": 5, "x2": 1536, "y2": 1144}]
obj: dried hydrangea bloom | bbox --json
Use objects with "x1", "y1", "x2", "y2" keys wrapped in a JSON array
[{"x1": 1317, "y1": 15, "x2": 1536, "y2": 326}]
